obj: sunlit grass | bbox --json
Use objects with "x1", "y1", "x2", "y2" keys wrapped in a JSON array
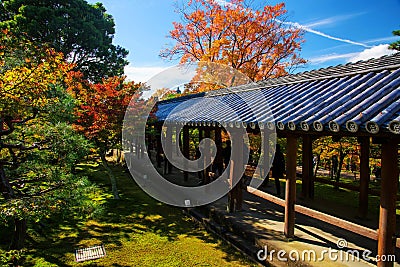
[{"x1": 2, "y1": 161, "x2": 256, "y2": 267}]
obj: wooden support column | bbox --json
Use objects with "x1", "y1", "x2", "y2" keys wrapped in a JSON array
[
  {"x1": 261, "y1": 129, "x2": 270, "y2": 183},
  {"x1": 228, "y1": 131, "x2": 243, "y2": 212},
  {"x1": 302, "y1": 135, "x2": 313, "y2": 199},
  {"x1": 358, "y1": 137, "x2": 370, "y2": 219},
  {"x1": 164, "y1": 125, "x2": 173, "y2": 174},
  {"x1": 214, "y1": 127, "x2": 223, "y2": 176},
  {"x1": 175, "y1": 126, "x2": 180, "y2": 156},
  {"x1": 203, "y1": 128, "x2": 211, "y2": 184},
  {"x1": 183, "y1": 126, "x2": 190, "y2": 182},
  {"x1": 284, "y1": 135, "x2": 298, "y2": 238},
  {"x1": 377, "y1": 139, "x2": 398, "y2": 267},
  {"x1": 156, "y1": 125, "x2": 162, "y2": 168}
]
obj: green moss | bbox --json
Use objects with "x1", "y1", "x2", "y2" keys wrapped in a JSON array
[{"x1": 2, "y1": 161, "x2": 256, "y2": 267}]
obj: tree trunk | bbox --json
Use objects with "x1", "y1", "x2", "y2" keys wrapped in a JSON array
[
  {"x1": 10, "y1": 219, "x2": 27, "y2": 250},
  {"x1": 313, "y1": 153, "x2": 321, "y2": 177},
  {"x1": 0, "y1": 167, "x2": 27, "y2": 249},
  {"x1": 116, "y1": 149, "x2": 122, "y2": 164},
  {"x1": 100, "y1": 152, "x2": 120, "y2": 199},
  {"x1": 335, "y1": 150, "x2": 345, "y2": 189}
]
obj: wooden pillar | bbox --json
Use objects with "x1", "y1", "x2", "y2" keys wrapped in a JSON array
[
  {"x1": 183, "y1": 126, "x2": 190, "y2": 182},
  {"x1": 228, "y1": 131, "x2": 243, "y2": 212},
  {"x1": 203, "y1": 128, "x2": 211, "y2": 184},
  {"x1": 165, "y1": 125, "x2": 173, "y2": 174},
  {"x1": 214, "y1": 127, "x2": 223, "y2": 176},
  {"x1": 156, "y1": 125, "x2": 162, "y2": 168},
  {"x1": 302, "y1": 135, "x2": 313, "y2": 199},
  {"x1": 358, "y1": 137, "x2": 370, "y2": 219},
  {"x1": 261, "y1": 129, "x2": 270, "y2": 182},
  {"x1": 175, "y1": 126, "x2": 180, "y2": 156},
  {"x1": 377, "y1": 139, "x2": 398, "y2": 267},
  {"x1": 284, "y1": 135, "x2": 298, "y2": 238}
]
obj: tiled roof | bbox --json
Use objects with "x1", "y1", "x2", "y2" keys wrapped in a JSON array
[{"x1": 155, "y1": 53, "x2": 400, "y2": 136}]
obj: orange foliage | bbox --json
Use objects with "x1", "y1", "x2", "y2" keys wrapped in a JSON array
[
  {"x1": 161, "y1": 0, "x2": 306, "y2": 82},
  {"x1": 73, "y1": 76, "x2": 143, "y2": 151}
]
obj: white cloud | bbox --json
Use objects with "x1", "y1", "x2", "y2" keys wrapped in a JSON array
[
  {"x1": 348, "y1": 44, "x2": 396, "y2": 62},
  {"x1": 309, "y1": 52, "x2": 359, "y2": 64},
  {"x1": 124, "y1": 65, "x2": 170, "y2": 83},
  {"x1": 308, "y1": 45, "x2": 396, "y2": 65}
]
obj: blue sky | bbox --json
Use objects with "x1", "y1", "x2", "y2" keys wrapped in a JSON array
[{"x1": 88, "y1": 0, "x2": 400, "y2": 83}]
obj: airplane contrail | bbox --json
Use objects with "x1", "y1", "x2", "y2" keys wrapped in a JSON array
[
  {"x1": 275, "y1": 19, "x2": 372, "y2": 48},
  {"x1": 216, "y1": 1, "x2": 372, "y2": 49}
]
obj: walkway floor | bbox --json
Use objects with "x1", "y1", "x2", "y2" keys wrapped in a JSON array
[
  {"x1": 138, "y1": 153, "x2": 399, "y2": 266},
  {"x1": 198, "y1": 188, "x2": 400, "y2": 267}
]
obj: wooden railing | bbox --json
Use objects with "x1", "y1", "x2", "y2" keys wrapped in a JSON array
[{"x1": 246, "y1": 186, "x2": 400, "y2": 249}]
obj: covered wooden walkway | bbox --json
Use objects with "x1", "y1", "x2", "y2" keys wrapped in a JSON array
[{"x1": 150, "y1": 53, "x2": 400, "y2": 266}]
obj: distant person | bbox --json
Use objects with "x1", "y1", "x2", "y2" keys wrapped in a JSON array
[{"x1": 272, "y1": 144, "x2": 285, "y2": 196}]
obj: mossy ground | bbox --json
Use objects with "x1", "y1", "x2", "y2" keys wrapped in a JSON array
[{"x1": 0, "y1": 162, "x2": 257, "y2": 267}]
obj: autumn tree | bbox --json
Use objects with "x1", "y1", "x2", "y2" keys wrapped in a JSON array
[
  {"x1": 311, "y1": 136, "x2": 359, "y2": 187},
  {"x1": 73, "y1": 75, "x2": 143, "y2": 199},
  {"x1": 0, "y1": 30, "x2": 94, "y2": 249},
  {"x1": 0, "y1": 0, "x2": 128, "y2": 82},
  {"x1": 161, "y1": 0, "x2": 305, "y2": 82}
]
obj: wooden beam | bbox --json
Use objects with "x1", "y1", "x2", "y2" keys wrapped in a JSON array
[
  {"x1": 377, "y1": 139, "x2": 399, "y2": 267},
  {"x1": 247, "y1": 186, "x2": 379, "y2": 242},
  {"x1": 301, "y1": 135, "x2": 313, "y2": 199},
  {"x1": 358, "y1": 136, "x2": 370, "y2": 219},
  {"x1": 284, "y1": 135, "x2": 297, "y2": 238},
  {"x1": 247, "y1": 186, "x2": 285, "y2": 207}
]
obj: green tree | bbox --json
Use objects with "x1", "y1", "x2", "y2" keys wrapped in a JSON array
[
  {"x1": 389, "y1": 29, "x2": 400, "y2": 51},
  {"x1": 0, "y1": 30, "x2": 94, "y2": 249},
  {"x1": 73, "y1": 75, "x2": 143, "y2": 199},
  {"x1": 0, "y1": 0, "x2": 128, "y2": 82}
]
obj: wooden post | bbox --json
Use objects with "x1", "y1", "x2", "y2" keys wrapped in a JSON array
[
  {"x1": 197, "y1": 128, "x2": 204, "y2": 184},
  {"x1": 261, "y1": 129, "x2": 270, "y2": 183},
  {"x1": 214, "y1": 127, "x2": 223, "y2": 176},
  {"x1": 203, "y1": 128, "x2": 211, "y2": 184},
  {"x1": 302, "y1": 135, "x2": 313, "y2": 199},
  {"x1": 377, "y1": 139, "x2": 398, "y2": 267},
  {"x1": 358, "y1": 137, "x2": 370, "y2": 219},
  {"x1": 165, "y1": 125, "x2": 173, "y2": 174},
  {"x1": 228, "y1": 131, "x2": 243, "y2": 212},
  {"x1": 156, "y1": 125, "x2": 162, "y2": 168},
  {"x1": 176, "y1": 126, "x2": 180, "y2": 156},
  {"x1": 284, "y1": 135, "x2": 297, "y2": 238},
  {"x1": 183, "y1": 126, "x2": 190, "y2": 182}
]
